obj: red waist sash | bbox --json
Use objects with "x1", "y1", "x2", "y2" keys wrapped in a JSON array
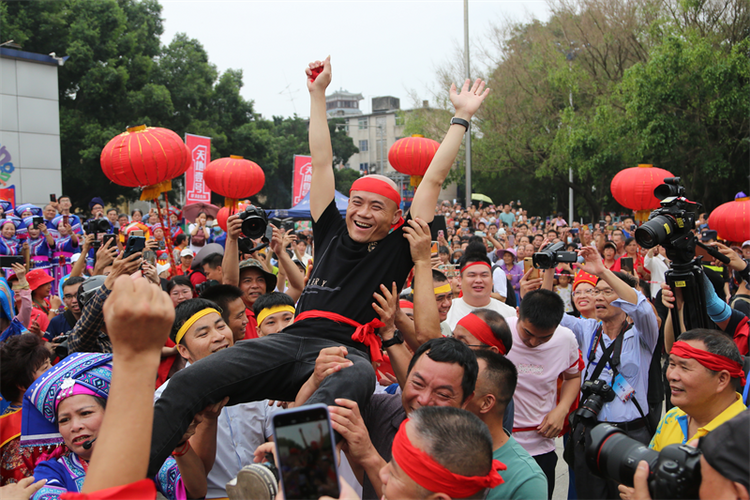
[{"x1": 295, "y1": 310, "x2": 385, "y2": 364}]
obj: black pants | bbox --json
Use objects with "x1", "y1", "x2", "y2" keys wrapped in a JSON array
[
  {"x1": 147, "y1": 333, "x2": 375, "y2": 476},
  {"x1": 571, "y1": 422, "x2": 651, "y2": 500},
  {"x1": 533, "y1": 449, "x2": 558, "y2": 499}
]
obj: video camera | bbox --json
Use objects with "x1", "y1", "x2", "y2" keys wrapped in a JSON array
[
  {"x1": 586, "y1": 424, "x2": 701, "y2": 499},
  {"x1": 237, "y1": 205, "x2": 274, "y2": 255},
  {"x1": 532, "y1": 241, "x2": 577, "y2": 269}
]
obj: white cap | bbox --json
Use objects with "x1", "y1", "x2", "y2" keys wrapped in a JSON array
[
  {"x1": 70, "y1": 253, "x2": 81, "y2": 263},
  {"x1": 157, "y1": 262, "x2": 171, "y2": 275},
  {"x1": 742, "y1": 240, "x2": 750, "y2": 248},
  {"x1": 180, "y1": 248, "x2": 194, "y2": 258}
]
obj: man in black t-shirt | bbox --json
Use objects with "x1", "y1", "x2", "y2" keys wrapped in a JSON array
[{"x1": 147, "y1": 57, "x2": 490, "y2": 476}]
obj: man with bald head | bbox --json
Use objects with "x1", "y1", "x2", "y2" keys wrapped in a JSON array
[{"x1": 147, "y1": 56, "x2": 492, "y2": 476}]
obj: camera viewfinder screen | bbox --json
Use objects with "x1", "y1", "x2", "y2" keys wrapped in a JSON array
[{"x1": 275, "y1": 412, "x2": 339, "y2": 499}]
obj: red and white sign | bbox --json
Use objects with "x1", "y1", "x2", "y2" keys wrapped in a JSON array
[
  {"x1": 292, "y1": 155, "x2": 313, "y2": 206},
  {"x1": 185, "y1": 134, "x2": 212, "y2": 204}
]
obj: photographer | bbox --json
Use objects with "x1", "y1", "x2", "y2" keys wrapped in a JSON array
[
  {"x1": 628, "y1": 409, "x2": 749, "y2": 500},
  {"x1": 559, "y1": 245, "x2": 659, "y2": 500}
]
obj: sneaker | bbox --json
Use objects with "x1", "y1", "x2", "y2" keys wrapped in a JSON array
[{"x1": 226, "y1": 463, "x2": 278, "y2": 500}]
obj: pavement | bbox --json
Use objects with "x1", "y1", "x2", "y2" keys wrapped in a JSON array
[{"x1": 553, "y1": 437, "x2": 570, "y2": 500}]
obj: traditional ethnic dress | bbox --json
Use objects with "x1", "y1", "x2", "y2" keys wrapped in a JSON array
[{"x1": 21, "y1": 353, "x2": 187, "y2": 500}]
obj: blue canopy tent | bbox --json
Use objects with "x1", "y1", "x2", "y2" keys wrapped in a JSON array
[{"x1": 268, "y1": 190, "x2": 349, "y2": 219}]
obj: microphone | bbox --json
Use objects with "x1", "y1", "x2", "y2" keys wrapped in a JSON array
[{"x1": 82, "y1": 438, "x2": 96, "y2": 450}]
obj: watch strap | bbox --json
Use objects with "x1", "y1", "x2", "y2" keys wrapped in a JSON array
[
  {"x1": 382, "y1": 330, "x2": 404, "y2": 348},
  {"x1": 450, "y1": 117, "x2": 470, "y2": 130}
]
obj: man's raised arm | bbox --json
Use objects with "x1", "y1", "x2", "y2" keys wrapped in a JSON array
[
  {"x1": 410, "y1": 78, "x2": 489, "y2": 222},
  {"x1": 307, "y1": 57, "x2": 335, "y2": 222}
]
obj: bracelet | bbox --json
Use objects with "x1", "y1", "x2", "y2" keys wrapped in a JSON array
[
  {"x1": 172, "y1": 440, "x2": 191, "y2": 457},
  {"x1": 450, "y1": 117, "x2": 470, "y2": 130}
]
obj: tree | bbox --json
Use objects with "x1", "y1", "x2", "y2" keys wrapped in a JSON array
[{"x1": 334, "y1": 167, "x2": 361, "y2": 194}]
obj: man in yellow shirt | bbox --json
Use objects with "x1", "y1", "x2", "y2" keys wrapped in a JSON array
[{"x1": 650, "y1": 329, "x2": 746, "y2": 451}]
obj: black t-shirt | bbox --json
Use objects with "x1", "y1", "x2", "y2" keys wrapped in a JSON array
[{"x1": 283, "y1": 201, "x2": 416, "y2": 353}]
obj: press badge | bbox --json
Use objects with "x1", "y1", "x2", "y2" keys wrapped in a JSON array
[{"x1": 612, "y1": 373, "x2": 635, "y2": 402}]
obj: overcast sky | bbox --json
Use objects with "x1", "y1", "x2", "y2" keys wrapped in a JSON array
[{"x1": 160, "y1": 0, "x2": 551, "y2": 119}]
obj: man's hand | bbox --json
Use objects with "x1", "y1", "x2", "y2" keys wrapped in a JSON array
[
  {"x1": 538, "y1": 406, "x2": 566, "y2": 438},
  {"x1": 710, "y1": 242, "x2": 747, "y2": 272},
  {"x1": 268, "y1": 224, "x2": 284, "y2": 255},
  {"x1": 28, "y1": 319, "x2": 42, "y2": 338},
  {"x1": 450, "y1": 78, "x2": 490, "y2": 120},
  {"x1": 102, "y1": 276, "x2": 175, "y2": 359},
  {"x1": 328, "y1": 399, "x2": 377, "y2": 467},
  {"x1": 578, "y1": 245, "x2": 606, "y2": 275},
  {"x1": 104, "y1": 250, "x2": 142, "y2": 289},
  {"x1": 519, "y1": 267, "x2": 543, "y2": 299},
  {"x1": 372, "y1": 282, "x2": 398, "y2": 337},
  {"x1": 82, "y1": 234, "x2": 95, "y2": 253},
  {"x1": 141, "y1": 261, "x2": 160, "y2": 285},
  {"x1": 660, "y1": 282, "x2": 683, "y2": 310},
  {"x1": 403, "y1": 218, "x2": 432, "y2": 265},
  {"x1": 313, "y1": 346, "x2": 353, "y2": 387},
  {"x1": 95, "y1": 238, "x2": 118, "y2": 268},
  {"x1": 306, "y1": 56, "x2": 331, "y2": 94},
  {"x1": 10, "y1": 262, "x2": 26, "y2": 285},
  {"x1": 226, "y1": 214, "x2": 242, "y2": 241}
]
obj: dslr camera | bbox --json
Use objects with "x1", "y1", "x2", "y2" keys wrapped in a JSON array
[
  {"x1": 237, "y1": 205, "x2": 274, "y2": 255},
  {"x1": 573, "y1": 379, "x2": 615, "y2": 425},
  {"x1": 634, "y1": 177, "x2": 699, "y2": 253},
  {"x1": 586, "y1": 424, "x2": 701, "y2": 499},
  {"x1": 532, "y1": 241, "x2": 577, "y2": 269},
  {"x1": 86, "y1": 218, "x2": 111, "y2": 235}
]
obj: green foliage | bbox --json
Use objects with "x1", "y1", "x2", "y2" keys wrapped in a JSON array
[
  {"x1": 1, "y1": 0, "x2": 358, "y2": 212},
  {"x1": 334, "y1": 167, "x2": 361, "y2": 194}
]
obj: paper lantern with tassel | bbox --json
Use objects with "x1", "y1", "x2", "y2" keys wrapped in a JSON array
[
  {"x1": 708, "y1": 192, "x2": 750, "y2": 243},
  {"x1": 610, "y1": 164, "x2": 675, "y2": 222},
  {"x1": 204, "y1": 156, "x2": 265, "y2": 208},
  {"x1": 388, "y1": 135, "x2": 440, "y2": 188},
  {"x1": 100, "y1": 125, "x2": 190, "y2": 200}
]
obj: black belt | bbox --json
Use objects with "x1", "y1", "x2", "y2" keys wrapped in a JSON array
[{"x1": 607, "y1": 417, "x2": 648, "y2": 432}]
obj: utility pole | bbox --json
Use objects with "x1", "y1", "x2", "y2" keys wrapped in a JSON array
[{"x1": 464, "y1": 0, "x2": 472, "y2": 208}]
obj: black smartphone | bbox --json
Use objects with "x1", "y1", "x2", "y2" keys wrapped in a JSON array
[
  {"x1": 101, "y1": 233, "x2": 116, "y2": 248},
  {"x1": 0, "y1": 255, "x2": 25, "y2": 268},
  {"x1": 32, "y1": 216, "x2": 44, "y2": 229},
  {"x1": 620, "y1": 257, "x2": 634, "y2": 274},
  {"x1": 50, "y1": 194, "x2": 57, "y2": 202},
  {"x1": 272, "y1": 404, "x2": 340, "y2": 500},
  {"x1": 123, "y1": 235, "x2": 146, "y2": 259}
]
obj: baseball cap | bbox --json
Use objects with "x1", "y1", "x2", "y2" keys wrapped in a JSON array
[
  {"x1": 157, "y1": 263, "x2": 171, "y2": 275},
  {"x1": 180, "y1": 248, "x2": 194, "y2": 258},
  {"x1": 26, "y1": 269, "x2": 54, "y2": 291},
  {"x1": 742, "y1": 240, "x2": 750, "y2": 248},
  {"x1": 700, "y1": 229, "x2": 718, "y2": 242},
  {"x1": 238, "y1": 259, "x2": 278, "y2": 291}
]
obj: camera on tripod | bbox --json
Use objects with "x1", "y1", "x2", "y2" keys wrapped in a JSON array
[
  {"x1": 573, "y1": 379, "x2": 615, "y2": 425},
  {"x1": 586, "y1": 424, "x2": 701, "y2": 499},
  {"x1": 634, "y1": 178, "x2": 698, "y2": 251},
  {"x1": 532, "y1": 241, "x2": 578, "y2": 269},
  {"x1": 237, "y1": 206, "x2": 274, "y2": 255}
]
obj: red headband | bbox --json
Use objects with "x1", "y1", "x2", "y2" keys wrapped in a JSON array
[
  {"x1": 457, "y1": 313, "x2": 507, "y2": 354},
  {"x1": 350, "y1": 177, "x2": 401, "y2": 206},
  {"x1": 671, "y1": 341, "x2": 746, "y2": 386},
  {"x1": 399, "y1": 300, "x2": 414, "y2": 310},
  {"x1": 392, "y1": 419, "x2": 505, "y2": 497},
  {"x1": 460, "y1": 261, "x2": 492, "y2": 274}
]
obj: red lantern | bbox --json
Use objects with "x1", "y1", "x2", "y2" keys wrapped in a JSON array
[
  {"x1": 204, "y1": 156, "x2": 265, "y2": 207},
  {"x1": 100, "y1": 125, "x2": 190, "y2": 200},
  {"x1": 709, "y1": 192, "x2": 750, "y2": 243},
  {"x1": 610, "y1": 164, "x2": 674, "y2": 222},
  {"x1": 216, "y1": 203, "x2": 247, "y2": 231},
  {"x1": 388, "y1": 135, "x2": 440, "y2": 187}
]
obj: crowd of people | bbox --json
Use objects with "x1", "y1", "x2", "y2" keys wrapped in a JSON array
[{"x1": 1, "y1": 58, "x2": 749, "y2": 500}]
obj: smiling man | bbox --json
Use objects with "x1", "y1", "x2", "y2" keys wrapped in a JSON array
[
  {"x1": 446, "y1": 243, "x2": 516, "y2": 330},
  {"x1": 147, "y1": 58, "x2": 491, "y2": 477}
]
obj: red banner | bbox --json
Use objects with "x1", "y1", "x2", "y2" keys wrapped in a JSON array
[
  {"x1": 185, "y1": 134, "x2": 212, "y2": 204},
  {"x1": 292, "y1": 155, "x2": 313, "y2": 206}
]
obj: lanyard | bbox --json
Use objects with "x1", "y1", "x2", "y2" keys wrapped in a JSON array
[{"x1": 584, "y1": 321, "x2": 631, "y2": 383}]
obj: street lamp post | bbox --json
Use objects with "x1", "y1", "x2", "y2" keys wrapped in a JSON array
[{"x1": 464, "y1": 0, "x2": 472, "y2": 208}]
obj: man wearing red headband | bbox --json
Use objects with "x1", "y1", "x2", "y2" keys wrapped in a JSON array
[
  {"x1": 147, "y1": 58, "x2": 492, "y2": 477},
  {"x1": 650, "y1": 329, "x2": 746, "y2": 451},
  {"x1": 446, "y1": 243, "x2": 516, "y2": 331},
  {"x1": 380, "y1": 407, "x2": 505, "y2": 500}
]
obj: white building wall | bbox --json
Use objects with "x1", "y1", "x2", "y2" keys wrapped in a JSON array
[{"x1": 0, "y1": 54, "x2": 63, "y2": 207}]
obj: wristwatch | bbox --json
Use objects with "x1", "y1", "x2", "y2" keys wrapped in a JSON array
[
  {"x1": 450, "y1": 117, "x2": 470, "y2": 130},
  {"x1": 382, "y1": 330, "x2": 404, "y2": 349}
]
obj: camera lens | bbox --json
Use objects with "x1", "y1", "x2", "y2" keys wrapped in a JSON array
[
  {"x1": 242, "y1": 216, "x2": 265, "y2": 239},
  {"x1": 587, "y1": 424, "x2": 658, "y2": 487},
  {"x1": 635, "y1": 215, "x2": 674, "y2": 249}
]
